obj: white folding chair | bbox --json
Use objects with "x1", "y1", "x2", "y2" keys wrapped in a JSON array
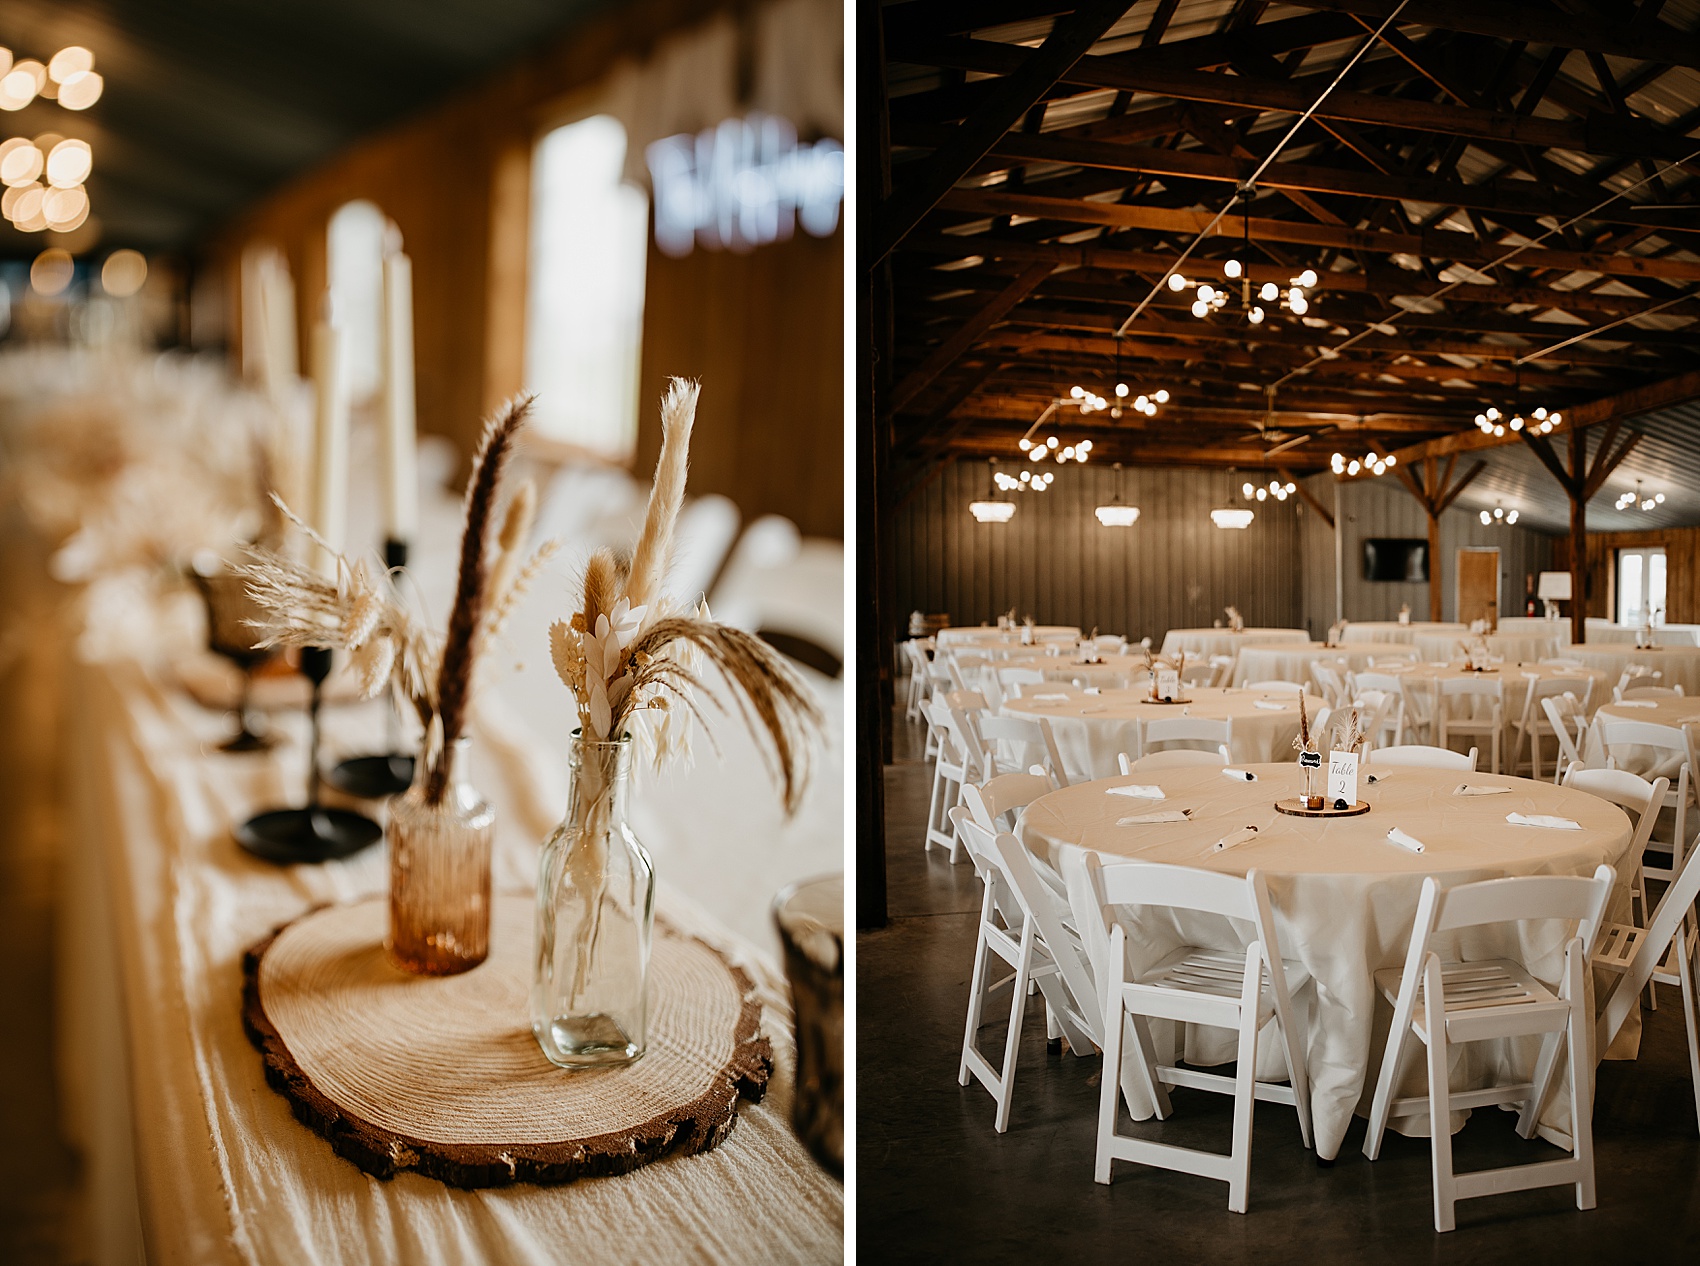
[
  {"x1": 1366, "y1": 745, "x2": 1478, "y2": 771},
  {"x1": 901, "y1": 639, "x2": 930, "y2": 722},
  {"x1": 1144, "y1": 716, "x2": 1232, "y2": 760},
  {"x1": 1094, "y1": 635, "x2": 1127, "y2": 657},
  {"x1": 1617, "y1": 683, "x2": 1685, "y2": 702},
  {"x1": 1362, "y1": 865, "x2": 1616, "y2": 1232},
  {"x1": 1513, "y1": 676, "x2": 1594, "y2": 780},
  {"x1": 997, "y1": 666, "x2": 1047, "y2": 696},
  {"x1": 1594, "y1": 718, "x2": 1692, "y2": 887},
  {"x1": 1352, "y1": 671, "x2": 1412, "y2": 744},
  {"x1": 1614, "y1": 666, "x2": 1662, "y2": 699},
  {"x1": 951, "y1": 810, "x2": 1099, "y2": 1132},
  {"x1": 976, "y1": 713, "x2": 1071, "y2": 787},
  {"x1": 1594, "y1": 841, "x2": 1700, "y2": 1134},
  {"x1": 1540, "y1": 694, "x2": 1590, "y2": 785},
  {"x1": 959, "y1": 773, "x2": 1052, "y2": 838},
  {"x1": 1311, "y1": 663, "x2": 1347, "y2": 710},
  {"x1": 1436, "y1": 676, "x2": 1504, "y2": 774},
  {"x1": 1244, "y1": 680, "x2": 1304, "y2": 695},
  {"x1": 1180, "y1": 657, "x2": 1226, "y2": 690},
  {"x1": 923, "y1": 699, "x2": 987, "y2": 862},
  {"x1": 1083, "y1": 855, "x2": 1313, "y2": 1213}
]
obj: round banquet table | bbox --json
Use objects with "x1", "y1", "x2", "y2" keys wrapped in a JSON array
[
  {"x1": 1018, "y1": 762, "x2": 1636, "y2": 1160},
  {"x1": 936, "y1": 625, "x2": 1079, "y2": 649},
  {"x1": 992, "y1": 651, "x2": 1151, "y2": 689},
  {"x1": 1576, "y1": 622, "x2": 1700, "y2": 648},
  {"x1": 1411, "y1": 629, "x2": 1567, "y2": 663},
  {"x1": 1229, "y1": 641, "x2": 1417, "y2": 688},
  {"x1": 1558, "y1": 644, "x2": 1700, "y2": 697},
  {"x1": 1338, "y1": 621, "x2": 1466, "y2": 646},
  {"x1": 1384, "y1": 659, "x2": 1611, "y2": 749},
  {"x1": 1581, "y1": 695, "x2": 1700, "y2": 778},
  {"x1": 999, "y1": 685, "x2": 1318, "y2": 782},
  {"x1": 1159, "y1": 627, "x2": 1311, "y2": 660}
]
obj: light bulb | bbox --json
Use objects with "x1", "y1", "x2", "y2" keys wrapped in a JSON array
[
  {"x1": 1168, "y1": 273, "x2": 1187, "y2": 292},
  {"x1": 1347, "y1": 460, "x2": 1361, "y2": 475},
  {"x1": 1260, "y1": 282, "x2": 1278, "y2": 302},
  {"x1": 1020, "y1": 470, "x2": 1030, "y2": 482},
  {"x1": 1276, "y1": 488, "x2": 1288, "y2": 501},
  {"x1": 1135, "y1": 395, "x2": 1148, "y2": 409},
  {"x1": 1079, "y1": 439, "x2": 1092, "y2": 452},
  {"x1": 1657, "y1": 493, "x2": 1666, "y2": 504},
  {"x1": 1062, "y1": 446, "x2": 1075, "y2": 459},
  {"x1": 1493, "y1": 424, "x2": 1504, "y2": 436},
  {"x1": 1550, "y1": 412, "x2": 1562, "y2": 424},
  {"x1": 1494, "y1": 507, "x2": 1504, "y2": 519},
  {"x1": 1289, "y1": 295, "x2": 1308, "y2": 315},
  {"x1": 1385, "y1": 455, "x2": 1396, "y2": 467},
  {"x1": 1197, "y1": 284, "x2": 1215, "y2": 303},
  {"x1": 1249, "y1": 306, "x2": 1265, "y2": 324},
  {"x1": 1018, "y1": 438, "x2": 1031, "y2": 451},
  {"x1": 1191, "y1": 300, "x2": 1208, "y2": 318},
  {"x1": 1474, "y1": 413, "x2": 1486, "y2": 425},
  {"x1": 1242, "y1": 482, "x2": 1254, "y2": 497},
  {"x1": 1224, "y1": 258, "x2": 1242, "y2": 279},
  {"x1": 1507, "y1": 510, "x2": 1519, "y2": 523},
  {"x1": 1510, "y1": 417, "x2": 1523, "y2": 431},
  {"x1": 1256, "y1": 488, "x2": 1267, "y2": 501},
  {"x1": 1115, "y1": 382, "x2": 1128, "y2": 398},
  {"x1": 1070, "y1": 385, "x2": 1084, "y2": 399},
  {"x1": 1298, "y1": 269, "x2": 1318, "y2": 288},
  {"x1": 1480, "y1": 511, "x2": 1492, "y2": 525},
  {"x1": 1533, "y1": 407, "x2": 1547, "y2": 419},
  {"x1": 1487, "y1": 407, "x2": 1500, "y2": 420},
  {"x1": 1029, "y1": 446, "x2": 1044, "y2": 462},
  {"x1": 1047, "y1": 436, "x2": 1058, "y2": 449},
  {"x1": 1155, "y1": 389, "x2": 1169, "y2": 403}
]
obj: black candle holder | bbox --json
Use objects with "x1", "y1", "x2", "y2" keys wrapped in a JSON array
[
  {"x1": 235, "y1": 645, "x2": 383, "y2": 864},
  {"x1": 327, "y1": 537, "x2": 417, "y2": 800}
]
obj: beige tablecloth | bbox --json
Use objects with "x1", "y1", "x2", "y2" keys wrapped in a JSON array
[
  {"x1": 1019, "y1": 762, "x2": 1636, "y2": 1160},
  {"x1": 57, "y1": 657, "x2": 842, "y2": 1266},
  {"x1": 1338, "y1": 621, "x2": 1467, "y2": 646},
  {"x1": 1230, "y1": 642, "x2": 1417, "y2": 688},
  {"x1": 1001, "y1": 686, "x2": 1317, "y2": 781},
  {"x1": 1158, "y1": 628, "x2": 1311, "y2": 659},
  {"x1": 935, "y1": 625, "x2": 1079, "y2": 649},
  {"x1": 1412, "y1": 630, "x2": 1567, "y2": 663},
  {"x1": 1582, "y1": 697, "x2": 1700, "y2": 778},
  {"x1": 1385, "y1": 661, "x2": 1610, "y2": 749},
  {"x1": 1559, "y1": 644, "x2": 1700, "y2": 696},
  {"x1": 988, "y1": 651, "x2": 1151, "y2": 690}
]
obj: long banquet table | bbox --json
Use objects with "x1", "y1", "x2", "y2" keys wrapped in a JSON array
[
  {"x1": 1019, "y1": 762, "x2": 1637, "y2": 1161},
  {"x1": 1000, "y1": 686, "x2": 1318, "y2": 781},
  {"x1": 57, "y1": 652, "x2": 842, "y2": 1265}
]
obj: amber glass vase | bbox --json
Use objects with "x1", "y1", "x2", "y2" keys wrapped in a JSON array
[
  {"x1": 532, "y1": 734, "x2": 655, "y2": 1068},
  {"x1": 387, "y1": 737, "x2": 495, "y2": 975}
]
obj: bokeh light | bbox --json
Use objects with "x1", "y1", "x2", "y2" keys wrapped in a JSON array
[
  {"x1": 101, "y1": 248, "x2": 146, "y2": 297},
  {"x1": 30, "y1": 247, "x2": 74, "y2": 295},
  {"x1": 46, "y1": 138, "x2": 91, "y2": 187},
  {"x1": 57, "y1": 70, "x2": 103, "y2": 111}
]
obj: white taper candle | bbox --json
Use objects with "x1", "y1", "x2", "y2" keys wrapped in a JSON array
[{"x1": 380, "y1": 249, "x2": 418, "y2": 543}]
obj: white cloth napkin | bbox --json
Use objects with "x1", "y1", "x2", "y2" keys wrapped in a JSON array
[
  {"x1": 1212, "y1": 825, "x2": 1260, "y2": 852},
  {"x1": 1117, "y1": 810, "x2": 1190, "y2": 825},
  {"x1": 1453, "y1": 783, "x2": 1512, "y2": 796},
  {"x1": 1107, "y1": 784, "x2": 1165, "y2": 800},
  {"x1": 1079, "y1": 705, "x2": 1106, "y2": 714},
  {"x1": 1254, "y1": 700, "x2": 1288, "y2": 711},
  {"x1": 1385, "y1": 827, "x2": 1426, "y2": 853},
  {"x1": 1222, "y1": 768, "x2": 1257, "y2": 782},
  {"x1": 1031, "y1": 692, "x2": 1070, "y2": 701},
  {"x1": 1614, "y1": 700, "x2": 1658, "y2": 709},
  {"x1": 1083, "y1": 686, "x2": 1102, "y2": 695},
  {"x1": 1365, "y1": 771, "x2": 1392, "y2": 785},
  {"x1": 1507, "y1": 813, "x2": 1582, "y2": 830}
]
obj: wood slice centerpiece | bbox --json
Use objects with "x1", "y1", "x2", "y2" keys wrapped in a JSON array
[
  {"x1": 241, "y1": 895, "x2": 771, "y2": 1188},
  {"x1": 1143, "y1": 696, "x2": 1193, "y2": 706},
  {"x1": 1272, "y1": 798, "x2": 1372, "y2": 818}
]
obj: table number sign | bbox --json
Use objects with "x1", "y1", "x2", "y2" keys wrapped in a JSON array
[
  {"x1": 1328, "y1": 750, "x2": 1360, "y2": 807},
  {"x1": 1156, "y1": 667, "x2": 1181, "y2": 701}
]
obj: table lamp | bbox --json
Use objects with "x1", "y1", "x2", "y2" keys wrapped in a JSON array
[{"x1": 1537, "y1": 571, "x2": 1571, "y2": 620}]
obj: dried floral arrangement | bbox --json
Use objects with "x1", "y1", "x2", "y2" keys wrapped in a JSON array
[
  {"x1": 1293, "y1": 691, "x2": 1317, "y2": 756},
  {"x1": 1321, "y1": 708, "x2": 1368, "y2": 757},
  {"x1": 241, "y1": 396, "x2": 555, "y2": 804},
  {"x1": 547, "y1": 379, "x2": 822, "y2": 811}
]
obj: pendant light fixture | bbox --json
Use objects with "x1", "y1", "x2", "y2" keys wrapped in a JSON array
[
  {"x1": 969, "y1": 458, "x2": 1016, "y2": 523},
  {"x1": 1615, "y1": 480, "x2": 1665, "y2": 513},
  {"x1": 1169, "y1": 192, "x2": 1318, "y2": 325},
  {"x1": 1478, "y1": 501, "x2": 1521, "y2": 526},
  {"x1": 1094, "y1": 463, "x2": 1139, "y2": 526},
  {"x1": 1211, "y1": 469, "x2": 1254, "y2": 530}
]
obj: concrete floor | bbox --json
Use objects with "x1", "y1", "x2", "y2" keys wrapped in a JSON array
[{"x1": 859, "y1": 705, "x2": 1700, "y2": 1263}]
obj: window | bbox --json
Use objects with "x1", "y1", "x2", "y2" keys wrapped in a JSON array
[
  {"x1": 1618, "y1": 547, "x2": 1667, "y2": 626},
  {"x1": 525, "y1": 114, "x2": 649, "y2": 461},
  {"x1": 326, "y1": 200, "x2": 388, "y2": 404}
]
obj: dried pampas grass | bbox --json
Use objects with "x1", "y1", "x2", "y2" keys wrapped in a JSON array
[{"x1": 547, "y1": 378, "x2": 822, "y2": 815}]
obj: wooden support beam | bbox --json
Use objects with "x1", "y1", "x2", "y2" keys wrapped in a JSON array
[
  {"x1": 936, "y1": 187, "x2": 1700, "y2": 283},
  {"x1": 890, "y1": 263, "x2": 1053, "y2": 411},
  {"x1": 1279, "y1": 467, "x2": 1335, "y2": 528},
  {"x1": 870, "y1": 0, "x2": 1131, "y2": 267}
]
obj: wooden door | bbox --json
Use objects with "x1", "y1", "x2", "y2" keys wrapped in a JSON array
[{"x1": 1457, "y1": 548, "x2": 1500, "y2": 628}]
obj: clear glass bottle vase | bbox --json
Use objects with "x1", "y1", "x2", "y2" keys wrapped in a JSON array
[
  {"x1": 387, "y1": 737, "x2": 495, "y2": 976},
  {"x1": 532, "y1": 733, "x2": 655, "y2": 1068}
]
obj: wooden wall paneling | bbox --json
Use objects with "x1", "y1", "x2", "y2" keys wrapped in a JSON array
[{"x1": 1555, "y1": 526, "x2": 1700, "y2": 623}]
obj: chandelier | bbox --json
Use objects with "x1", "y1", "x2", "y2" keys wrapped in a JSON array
[
  {"x1": 1478, "y1": 502, "x2": 1521, "y2": 526},
  {"x1": 1211, "y1": 471, "x2": 1254, "y2": 529},
  {"x1": 1168, "y1": 197, "x2": 1317, "y2": 324},
  {"x1": 1615, "y1": 480, "x2": 1665, "y2": 513},
  {"x1": 1243, "y1": 477, "x2": 1298, "y2": 504},
  {"x1": 0, "y1": 46, "x2": 103, "y2": 111},
  {"x1": 969, "y1": 460, "x2": 1017, "y2": 523},
  {"x1": 1472, "y1": 404, "x2": 1560, "y2": 437},
  {"x1": 1331, "y1": 449, "x2": 1397, "y2": 477}
]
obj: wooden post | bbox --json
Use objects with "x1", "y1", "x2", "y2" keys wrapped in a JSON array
[
  {"x1": 1570, "y1": 494, "x2": 1588, "y2": 647},
  {"x1": 1427, "y1": 508, "x2": 1443, "y2": 622},
  {"x1": 1393, "y1": 454, "x2": 1486, "y2": 624}
]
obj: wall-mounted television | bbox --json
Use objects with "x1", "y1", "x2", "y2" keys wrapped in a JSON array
[{"x1": 1363, "y1": 538, "x2": 1429, "y2": 582}]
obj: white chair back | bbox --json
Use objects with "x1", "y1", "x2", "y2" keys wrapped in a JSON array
[
  {"x1": 975, "y1": 713, "x2": 1071, "y2": 786},
  {"x1": 1244, "y1": 680, "x2": 1304, "y2": 695},
  {"x1": 1539, "y1": 694, "x2": 1588, "y2": 783},
  {"x1": 1311, "y1": 663, "x2": 1346, "y2": 709},
  {"x1": 1144, "y1": 716, "x2": 1231, "y2": 754},
  {"x1": 1597, "y1": 842, "x2": 1700, "y2": 1055},
  {"x1": 1618, "y1": 684, "x2": 1684, "y2": 702},
  {"x1": 960, "y1": 772, "x2": 1053, "y2": 835},
  {"x1": 1366, "y1": 744, "x2": 1477, "y2": 771},
  {"x1": 1128, "y1": 749, "x2": 1228, "y2": 771}
]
